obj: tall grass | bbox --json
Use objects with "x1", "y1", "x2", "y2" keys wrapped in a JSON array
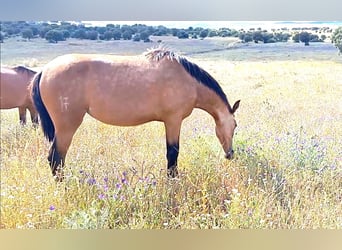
[{"x1": 1, "y1": 58, "x2": 341, "y2": 228}]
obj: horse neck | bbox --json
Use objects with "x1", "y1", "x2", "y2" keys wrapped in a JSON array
[
  {"x1": 195, "y1": 84, "x2": 230, "y2": 122},
  {"x1": 23, "y1": 70, "x2": 35, "y2": 79}
]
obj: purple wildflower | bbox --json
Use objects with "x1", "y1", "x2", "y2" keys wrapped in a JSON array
[
  {"x1": 49, "y1": 205, "x2": 55, "y2": 211},
  {"x1": 112, "y1": 194, "x2": 125, "y2": 201},
  {"x1": 87, "y1": 178, "x2": 96, "y2": 185},
  {"x1": 98, "y1": 193, "x2": 106, "y2": 200},
  {"x1": 121, "y1": 178, "x2": 128, "y2": 185},
  {"x1": 116, "y1": 183, "x2": 122, "y2": 190}
]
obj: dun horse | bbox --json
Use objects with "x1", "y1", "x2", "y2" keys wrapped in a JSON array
[
  {"x1": 31, "y1": 49, "x2": 240, "y2": 180},
  {"x1": 1, "y1": 66, "x2": 39, "y2": 125}
]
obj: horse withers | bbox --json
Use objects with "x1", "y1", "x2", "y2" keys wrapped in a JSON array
[
  {"x1": 31, "y1": 49, "x2": 240, "y2": 180},
  {"x1": 1, "y1": 66, "x2": 39, "y2": 125}
]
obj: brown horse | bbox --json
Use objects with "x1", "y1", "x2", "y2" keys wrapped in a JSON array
[
  {"x1": 31, "y1": 48, "x2": 240, "y2": 180},
  {"x1": 1, "y1": 66, "x2": 39, "y2": 125}
]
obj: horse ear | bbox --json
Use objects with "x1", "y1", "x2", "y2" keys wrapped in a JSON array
[{"x1": 232, "y1": 100, "x2": 240, "y2": 113}]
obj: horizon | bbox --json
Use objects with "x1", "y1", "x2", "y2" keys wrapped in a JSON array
[{"x1": 81, "y1": 21, "x2": 342, "y2": 30}]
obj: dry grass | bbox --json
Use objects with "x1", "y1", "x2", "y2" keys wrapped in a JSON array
[{"x1": 1, "y1": 39, "x2": 341, "y2": 228}]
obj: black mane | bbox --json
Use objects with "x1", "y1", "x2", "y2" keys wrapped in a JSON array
[
  {"x1": 13, "y1": 65, "x2": 36, "y2": 75},
  {"x1": 145, "y1": 48, "x2": 233, "y2": 113},
  {"x1": 178, "y1": 57, "x2": 233, "y2": 112}
]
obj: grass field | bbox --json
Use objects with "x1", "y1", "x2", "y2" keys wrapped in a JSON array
[{"x1": 1, "y1": 37, "x2": 341, "y2": 228}]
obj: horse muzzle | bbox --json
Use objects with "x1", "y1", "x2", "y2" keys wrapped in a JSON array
[{"x1": 225, "y1": 149, "x2": 234, "y2": 160}]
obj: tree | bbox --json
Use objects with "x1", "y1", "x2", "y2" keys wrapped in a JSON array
[
  {"x1": 154, "y1": 26, "x2": 167, "y2": 36},
  {"x1": 171, "y1": 28, "x2": 178, "y2": 36},
  {"x1": 176, "y1": 30, "x2": 189, "y2": 39},
  {"x1": 299, "y1": 31, "x2": 311, "y2": 46},
  {"x1": 309, "y1": 34, "x2": 320, "y2": 42},
  {"x1": 262, "y1": 32, "x2": 275, "y2": 43},
  {"x1": 121, "y1": 25, "x2": 133, "y2": 38},
  {"x1": 30, "y1": 26, "x2": 39, "y2": 36},
  {"x1": 45, "y1": 29, "x2": 65, "y2": 43},
  {"x1": 0, "y1": 32, "x2": 4, "y2": 43},
  {"x1": 132, "y1": 33, "x2": 141, "y2": 42},
  {"x1": 95, "y1": 26, "x2": 107, "y2": 35},
  {"x1": 331, "y1": 27, "x2": 342, "y2": 55},
  {"x1": 274, "y1": 33, "x2": 290, "y2": 42},
  {"x1": 72, "y1": 28, "x2": 87, "y2": 39},
  {"x1": 218, "y1": 28, "x2": 231, "y2": 37},
  {"x1": 230, "y1": 29, "x2": 239, "y2": 37},
  {"x1": 208, "y1": 30, "x2": 218, "y2": 37},
  {"x1": 199, "y1": 29, "x2": 209, "y2": 39},
  {"x1": 292, "y1": 33, "x2": 300, "y2": 43},
  {"x1": 122, "y1": 30, "x2": 132, "y2": 40},
  {"x1": 103, "y1": 31, "x2": 113, "y2": 40},
  {"x1": 139, "y1": 30, "x2": 150, "y2": 41},
  {"x1": 239, "y1": 32, "x2": 253, "y2": 43},
  {"x1": 86, "y1": 30, "x2": 98, "y2": 40},
  {"x1": 243, "y1": 33, "x2": 253, "y2": 43},
  {"x1": 112, "y1": 29, "x2": 121, "y2": 40},
  {"x1": 39, "y1": 26, "x2": 51, "y2": 38},
  {"x1": 60, "y1": 29, "x2": 70, "y2": 39},
  {"x1": 21, "y1": 28, "x2": 33, "y2": 40},
  {"x1": 106, "y1": 24, "x2": 115, "y2": 29},
  {"x1": 252, "y1": 31, "x2": 263, "y2": 43},
  {"x1": 161, "y1": 26, "x2": 170, "y2": 35}
]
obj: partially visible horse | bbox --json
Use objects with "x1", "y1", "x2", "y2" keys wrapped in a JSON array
[
  {"x1": 31, "y1": 48, "x2": 240, "y2": 180},
  {"x1": 1, "y1": 66, "x2": 39, "y2": 125}
]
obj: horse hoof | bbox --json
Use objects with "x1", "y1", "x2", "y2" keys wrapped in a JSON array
[{"x1": 167, "y1": 168, "x2": 179, "y2": 178}]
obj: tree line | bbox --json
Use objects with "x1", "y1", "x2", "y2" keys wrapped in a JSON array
[{"x1": 0, "y1": 21, "x2": 337, "y2": 47}]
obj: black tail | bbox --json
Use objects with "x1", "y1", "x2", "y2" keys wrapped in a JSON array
[{"x1": 31, "y1": 72, "x2": 55, "y2": 142}]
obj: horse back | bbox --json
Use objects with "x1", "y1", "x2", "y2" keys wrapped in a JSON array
[{"x1": 39, "y1": 54, "x2": 198, "y2": 126}]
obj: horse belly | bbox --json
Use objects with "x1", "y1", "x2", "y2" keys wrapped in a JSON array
[
  {"x1": 87, "y1": 80, "x2": 196, "y2": 126},
  {"x1": 87, "y1": 97, "x2": 162, "y2": 126},
  {"x1": 0, "y1": 81, "x2": 27, "y2": 109}
]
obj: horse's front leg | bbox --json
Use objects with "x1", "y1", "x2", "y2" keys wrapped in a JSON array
[
  {"x1": 164, "y1": 119, "x2": 182, "y2": 178},
  {"x1": 166, "y1": 143, "x2": 179, "y2": 178}
]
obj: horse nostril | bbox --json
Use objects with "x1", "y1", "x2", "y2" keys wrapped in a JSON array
[{"x1": 225, "y1": 149, "x2": 234, "y2": 160}]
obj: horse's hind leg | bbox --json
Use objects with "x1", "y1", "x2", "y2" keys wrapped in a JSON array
[
  {"x1": 28, "y1": 105, "x2": 39, "y2": 126},
  {"x1": 48, "y1": 113, "x2": 85, "y2": 181},
  {"x1": 18, "y1": 107, "x2": 26, "y2": 125},
  {"x1": 48, "y1": 137, "x2": 64, "y2": 180}
]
